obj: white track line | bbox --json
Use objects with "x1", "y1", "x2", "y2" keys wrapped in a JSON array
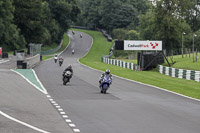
[
  {"x1": 0, "y1": 59, "x2": 9, "y2": 64},
  {"x1": 0, "y1": 111, "x2": 50, "y2": 133},
  {"x1": 10, "y1": 69, "x2": 48, "y2": 94},
  {"x1": 32, "y1": 69, "x2": 48, "y2": 94}
]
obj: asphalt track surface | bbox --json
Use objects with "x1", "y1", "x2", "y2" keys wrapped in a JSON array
[
  {"x1": 34, "y1": 31, "x2": 200, "y2": 133},
  {"x1": 0, "y1": 57, "x2": 73, "y2": 132}
]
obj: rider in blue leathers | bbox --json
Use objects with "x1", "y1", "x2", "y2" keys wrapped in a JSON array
[{"x1": 99, "y1": 69, "x2": 112, "y2": 88}]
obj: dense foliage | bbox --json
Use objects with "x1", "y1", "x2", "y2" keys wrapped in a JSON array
[
  {"x1": 1, "y1": 0, "x2": 200, "y2": 52},
  {"x1": 0, "y1": 0, "x2": 80, "y2": 51},
  {"x1": 77, "y1": 0, "x2": 200, "y2": 51}
]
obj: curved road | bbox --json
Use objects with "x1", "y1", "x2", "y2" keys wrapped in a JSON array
[{"x1": 35, "y1": 31, "x2": 200, "y2": 133}]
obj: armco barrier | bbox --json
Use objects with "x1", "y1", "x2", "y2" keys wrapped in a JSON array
[
  {"x1": 158, "y1": 65, "x2": 200, "y2": 82},
  {"x1": 26, "y1": 54, "x2": 40, "y2": 69},
  {"x1": 102, "y1": 57, "x2": 140, "y2": 71}
]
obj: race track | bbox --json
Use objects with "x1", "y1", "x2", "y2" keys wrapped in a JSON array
[{"x1": 35, "y1": 30, "x2": 200, "y2": 133}]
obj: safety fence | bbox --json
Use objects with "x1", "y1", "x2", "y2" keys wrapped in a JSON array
[
  {"x1": 158, "y1": 65, "x2": 200, "y2": 82},
  {"x1": 102, "y1": 57, "x2": 140, "y2": 71},
  {"x1": 41, "y1": 40, "x2": 63, "y2": 55}
]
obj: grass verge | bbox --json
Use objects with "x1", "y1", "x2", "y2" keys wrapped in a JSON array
[
  {"x1": 75, "y1": 29, "x2": 200, "y2": 100},
  {"x1": 165, "y1": 55, "x2": 200, "y2": 71}
]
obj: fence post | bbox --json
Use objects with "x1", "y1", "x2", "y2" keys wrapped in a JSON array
[
  {"x1": 186, "y1": 70, "x2": 191, "y2": 80},
  {"x1": 166, "y1": 67, "x2": 169, "y2": 76},
  {"x1": 178, "y1": 69, "x2": 183, "y2": 79},
  {"x1": 189, "y1": 48, "x2": 191, "y2": 58},
  {"x1": 185, "y1": 48, "x2": 187, "y2": 58}
]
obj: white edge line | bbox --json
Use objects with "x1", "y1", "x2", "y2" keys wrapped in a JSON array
[
  {"x1": 32, "y1": 69, "x2": 48, "y2": 94},
  {"x1": 0, "y1": 59, "x2": 9, "y2": 64},
  {"x1": 0, "y1": 111, "x2": 50, "y2": 133},
  {"x1": 10, "y1": 69, "x2": 47, "y2": 94},
  {"x1": 76, "y1": 32, "x2": 200, "y2": 103},
  {"x1": 73, "y1": 129, "x2": 80, "y2": 132},
  {"x1": 77, "y1": 60, "x2": 200, "y2": 102}
]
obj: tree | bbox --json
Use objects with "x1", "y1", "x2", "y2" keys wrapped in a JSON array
[
  {"x1": 101, "y1": 0, "x2": 135, "y2": 32},
  {"x1": 127, "y1": 30, "x2": 140, "y2": 40},
  {"x1": 184, "y1": 0, "x2": 200, "y2": 32},
  {"x1": 47, "y1": 0, "x2": 80, "y2": 34},
  {"x1": 138, "y1": 0, "x2": 192, "y2": 52},
  {"x1": 112, "y1": 28, "x2": 128, "y2": 40},
  {"x1": 81, "y1": 0, "x2": 103, "y2": 29},
  {"x1": 138, "y1": 8, "x2": 156, "y2": 40},
  {"x1": 13, "y1": 0, "x2": 48, "y2": 45},
  {"x1": 0, "y1": 0, "x2": 26, "y2": 51}
]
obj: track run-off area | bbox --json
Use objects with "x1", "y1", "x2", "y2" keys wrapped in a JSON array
[{"x1": 1, "y1": 30, "x2": 200, "y2": 133}]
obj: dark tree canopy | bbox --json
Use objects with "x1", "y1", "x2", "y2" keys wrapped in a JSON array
[{"x1": 0, "y1": 0, "x2": 80, "y2": 51}]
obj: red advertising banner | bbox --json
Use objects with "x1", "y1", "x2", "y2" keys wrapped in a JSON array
[{"x1": 0, "y1": 47, "x2": 2, "y2": 56}]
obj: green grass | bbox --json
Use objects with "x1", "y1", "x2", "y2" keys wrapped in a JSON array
[
  {"x1": 56, "y1": 34, "x2": 70, "y2": 53},
  {"x1": 76, "y1": 29, "x2": 200, "y2": 99},
  {"x1": 42, "y1": 56, "x2": 52, "y2": 60},
  {"x1": 117, "y1": 59, "x2": 137, "y2": 64},
  {"x1": 165, "y1": 54, "x2": 200, "y2": 71},
  {"x1": 42, "y1": 34, "x2": 69, "y2": 60}
]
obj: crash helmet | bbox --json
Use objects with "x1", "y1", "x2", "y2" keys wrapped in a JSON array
[
  {"x1": 68, "y1": 64, "x2": 72, "y2": 68},
  {"x1": 105, "y1": 69, "x2": 110, "y2": 75}
]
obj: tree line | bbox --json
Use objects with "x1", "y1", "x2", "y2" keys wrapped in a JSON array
[
  {"x1": 0, "y1": 0, "x2": 80, "y2": 51},
  {"x1": 76, "y1": 0, "x2": 200, "y2": 52}
]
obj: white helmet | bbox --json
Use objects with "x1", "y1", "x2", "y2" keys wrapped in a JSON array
[{"x1": 105, "y1": 69, "x2": 110, "y2": 74}]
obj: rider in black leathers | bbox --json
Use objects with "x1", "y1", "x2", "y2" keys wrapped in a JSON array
[{"x1": 63, "y1": 65, "x2": 73, "y2": 82}]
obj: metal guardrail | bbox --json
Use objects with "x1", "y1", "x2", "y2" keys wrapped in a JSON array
[{"x1": 158, "y1": 65, "x2": 200, "y2": 82}]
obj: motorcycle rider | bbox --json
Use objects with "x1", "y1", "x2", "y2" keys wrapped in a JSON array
[
  {"x1": 63, "y1": 65, "x2": 73, "y2": 82},
  {"x1": 58, "y1": 56, "x2": 64, "y2": 66},
  {"x1": 72, "y1": 49, "x2": 75, "y2": 54},
  {"x1": 54, "y1": 54, "x2": 58, "y2": 63},
  {"x1": 99, "y1": 69, "x2": 112, "y2": 88}
]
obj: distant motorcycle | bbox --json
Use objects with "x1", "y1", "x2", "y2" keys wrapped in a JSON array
[
  {"x1": 59, "y1": 58, "x2": 63, "y2": 66},
  {"x1": 80, "y1": 34, "x2": 82, "y2": 38},
  {"x1": 63, "y1": 71, "x2": 72, "y2": 85},
  {"x1": 54, "y1": 55, "x2": 58, "y2": 63},
  {"x1": 72, "y1": 49, "x2": 75, "y2": 55},
  {"x1": 100, "y1": 75, "x2": 112, "y2": 94}
]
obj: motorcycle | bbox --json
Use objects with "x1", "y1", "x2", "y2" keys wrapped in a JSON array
[
  {"x1": 63, "y1": 71, "x2": 72, "y2": 85},
  {"x1": 72, "y1": 49, "x2": 75, "y2": 55},
  {"x1": 59, "y1": 59, "x2": 63, "y2": 66},
  {"x1": 100, "y1": 75, "x2": 112, "y2": 94},
  {"x1": 80, "y1": 34, "x2": 82, "y2": 38}
]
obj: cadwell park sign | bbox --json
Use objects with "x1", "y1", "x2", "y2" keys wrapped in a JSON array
[{"x1": 115, "y1": 40, "x2": 162, "y2": 51}]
